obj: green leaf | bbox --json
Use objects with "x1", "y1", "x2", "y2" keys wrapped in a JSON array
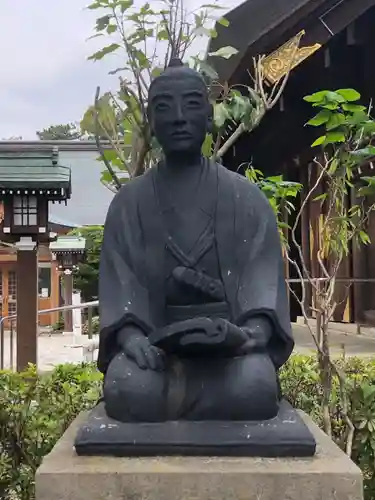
[
  {"x1": 217, "y1": 17, "x2": 230, "y2": 27},
  {"x1": 87, "y1": 2, "x2": 102, "y2": 10},
  {"x1": 106, "y1": 24, "x2": 117, "y2": 34},
  {"x1": 202, "y1": 133, "x2": 214, "y2": 157},
  {"x1": 120, "y1": 0, "x2": 134, "y2": 12},
  {"x1": 87, "y1": 33, "x2": 105, "y2": 40},
  {"x1": 108, "y1": 66, "x2": 127, "y2": 75},
  {"x1": 194, "y1": 26, "x2": 211, "y2": 37},
  {"x1": 326, "y1": 113, "x2": 346, "y2": 130},
  {"x1": 134, "y1": 49, "x2": 150, "y2": 69},
  {"x1": 325, "y1": 130, "x2": 346, "y2": 144},
  {"x1": 359, "y1": 231, "x2": 371, "y2": 245},
  {"x1": 99, "y1": 149, "x2": 119, "y2": 163},
  {"x1": 201, "y1": 3, "x2": 226, "y2": 8},
  {"x1": 214, "y1": 102, "x2": 230, "y2": 128},
  {"x1": 151, "y1": 67, "x2": 163, "y2": 79},
  {"x1": 304, "y1": 91, "x2": 330, "y2": 103},
  {"x1": 304, "y1": 90, "x2": 345, "y2": 105},
  {"x1": 360, "y1": 120, "x2": 375, "y2": 134},
  {"x1": 350, "y1": 146, "x2": 375, "y2": 157},
  {"x1": 328, "y1": 158, "x2": 339, "y2": 175},
  {"x1": 95, "y1": 15, "x2": 111, "y2": 31},
  {"x1": 317, "y1": 102, "x2": 339, "y2": 110},
  {"x1": 157, "y1": 29, "x2": 169, "y2": 41},
  {"x1": 101, "y1": 170, "x2": 116, "y2": 184},
  {"x1": 342, "y1": 103, "x2": 366, "y2": 113},
  {"x1": 306, "y1": 110, "x2": 331, "y2": 127},
  {"x1": 199, "y1": 61, "x2": 218, "y2": 80},
  {"x1": 311, "y1": 135, "x2": 326, "y2": 147},
  {"x1": 229, "y1": 94, "x2": 252, "y2": 121},
  {"x1": 88, "y1": 43, "x2": 121, "y2": 61},
  {"x1": 313, "y1": 193, "x2": 328, "y2": 202},
  {"x1": 336, "y1": 88, "x2": 361, "y2": 102},
  {"x1": 209, "y1": 46, "x2": 238, "y2": 59},
  {"x1": 210, "y1": 28, "x2": 218, "y2": 38}
]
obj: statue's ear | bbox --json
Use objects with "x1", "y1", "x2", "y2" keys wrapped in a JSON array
[{"x1": 207, "y1": 102, "x2": 214, "y2": 134}]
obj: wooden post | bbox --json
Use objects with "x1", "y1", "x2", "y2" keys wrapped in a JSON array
[
  {"x1": 63, "y1": 270, "x2": 73, "y2": 333},
  {"x1": 16, "y1": 239, "x2": 38, "y2": 371}
]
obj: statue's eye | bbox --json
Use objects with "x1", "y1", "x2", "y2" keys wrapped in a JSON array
[
  {"x1": 155, "y1": 102, "x2": 170, "y2": 112},
  {"x1": 187, "y1": 100, "x2": 201, "y2": 108}
]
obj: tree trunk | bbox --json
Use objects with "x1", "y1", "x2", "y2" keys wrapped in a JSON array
[{"x1": 317, "y1": 309, "x2": 332, "y2": 437}]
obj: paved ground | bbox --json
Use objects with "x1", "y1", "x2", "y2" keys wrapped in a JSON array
[{"x1": 1, "y1": 324, "x2": 375, "y2": 371}]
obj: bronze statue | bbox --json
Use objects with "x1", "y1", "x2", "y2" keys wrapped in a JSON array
[{"x1": 75, "y1": 59, "x2": 315, "y2": 457}]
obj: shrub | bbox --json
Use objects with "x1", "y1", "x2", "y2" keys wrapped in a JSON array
[
  {"x1": 282, "y1": 355, "x2": 375, "y2": 499},
  {"x1": 0, "y1": 363, "x2": 102, "y2": 500},
  {"x1": 2, "y1": 356, "x2": 375, "y2": 499},
  {"x1": 82, "y1": 316, "x2": 100, "y2": 336}
]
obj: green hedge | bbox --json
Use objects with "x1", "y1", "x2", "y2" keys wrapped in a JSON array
[{"x1": 1, "y1": 356, "x2": 375, "y2": 500}]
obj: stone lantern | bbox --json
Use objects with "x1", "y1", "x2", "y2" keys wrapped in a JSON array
[
  {"x1": 50, "y1": 235, "x2": 86, "y2": 333},
  {"x1": 0, "y1": 147, "x2": 71, "y2": 370}
]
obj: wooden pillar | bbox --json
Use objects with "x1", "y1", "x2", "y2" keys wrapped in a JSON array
[
  {"x1": 16, "y1": 243, "x2": 38, "y2": 371},
  {"x1": 63, "y1": 270, "x2": 73, "y2": 333},
  {"x1": 50, "y1": 263, "x2": 60, "y2": 325}
]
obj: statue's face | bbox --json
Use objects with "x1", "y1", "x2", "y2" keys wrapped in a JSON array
[{"x1": 149, "y1": 72, "x2": 211, "y2": 156}]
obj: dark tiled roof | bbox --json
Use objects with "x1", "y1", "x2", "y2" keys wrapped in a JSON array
[{"x1": 0, "y1": 150, "x2": 71, "y2": 192}]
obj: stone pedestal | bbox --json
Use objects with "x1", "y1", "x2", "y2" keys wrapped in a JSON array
[{"x1": 35, "y1": 412, "x2": 363, "y2": 500}]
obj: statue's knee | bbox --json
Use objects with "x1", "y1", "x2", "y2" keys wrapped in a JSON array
[
  {"x1": 103, "y1": 353, "x2": 166, "y2": 422},
  {"x1": 229, "y1": 354, "x2": 279, "y2": 419}
]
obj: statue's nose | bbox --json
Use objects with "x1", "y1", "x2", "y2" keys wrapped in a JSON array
[{"x1": 173, "y1": 104, "x2": 186, "y2": 124}]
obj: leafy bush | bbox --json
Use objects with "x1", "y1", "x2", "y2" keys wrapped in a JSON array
[
  {"x1": 2, "y1": 356, "x2": 375, "y2": 499},
  {"x1": 282, "y1": 355, "x2": 375, "y2": 499},
  {"x1": 82, "y1": 316, "x2": 100, "y2": 336},
  {"x1": 0, "y1": 363, "x2": 102, "y2": 500}
]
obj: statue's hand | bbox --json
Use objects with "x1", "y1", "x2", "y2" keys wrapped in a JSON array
[
  {"x1": 118, "y1": 327, "x2": 165, "y2": 371},
  {"x1": 237, "y1": 316, "x2": 272, "y2": 354},
  {"x1": 179, "y1": 319, "x2": 248, "y2": 350}
]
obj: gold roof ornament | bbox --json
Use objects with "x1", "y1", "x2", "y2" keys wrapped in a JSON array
[{"x1": 263, "y1": 30, "x2": 322, "y2": 85}]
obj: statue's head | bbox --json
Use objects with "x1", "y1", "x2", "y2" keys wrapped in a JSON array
[{"x1": 148, "y1": 58, "x2": 213, "y2": 158}]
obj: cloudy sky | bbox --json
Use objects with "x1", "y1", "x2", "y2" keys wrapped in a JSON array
[{"x1": 0, "y1": 0, "x2": 241, "y2": 139}]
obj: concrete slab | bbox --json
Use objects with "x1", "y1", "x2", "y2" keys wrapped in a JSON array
[{"x1": 35, "y1": 411, "x2": 363, "y2": 500}]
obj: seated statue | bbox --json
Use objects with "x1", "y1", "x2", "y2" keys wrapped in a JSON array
[
  {"x1": 74, "y1": 59, "x2": 316, "y2": 457},
  {"x1": 97, "y1": 58, "x2": 295, "y2": 424}
]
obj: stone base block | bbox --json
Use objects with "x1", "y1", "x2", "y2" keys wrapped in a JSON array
[
  {"x1": 74, "y1": 399, "x2": 316, "y2": 457},
  {"x1": 35, "y1": 412, "x2": 363, "y2": 500}
]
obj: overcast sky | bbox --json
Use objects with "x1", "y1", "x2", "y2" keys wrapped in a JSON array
[{"x1": 0, "y1": 0, "x2": 241, "y2": 140}]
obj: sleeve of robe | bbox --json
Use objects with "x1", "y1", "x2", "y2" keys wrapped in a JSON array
[
  {"x1": 97, "y1": 184, "x2": 154, "y2": 374},
  {"x1": 233, "y1": 177, "x2": 294, "y2": 369}
]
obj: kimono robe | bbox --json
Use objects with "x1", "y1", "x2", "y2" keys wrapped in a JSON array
[{"x1": 97, "y1": 161, "x2": 294, "y2": 374}]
